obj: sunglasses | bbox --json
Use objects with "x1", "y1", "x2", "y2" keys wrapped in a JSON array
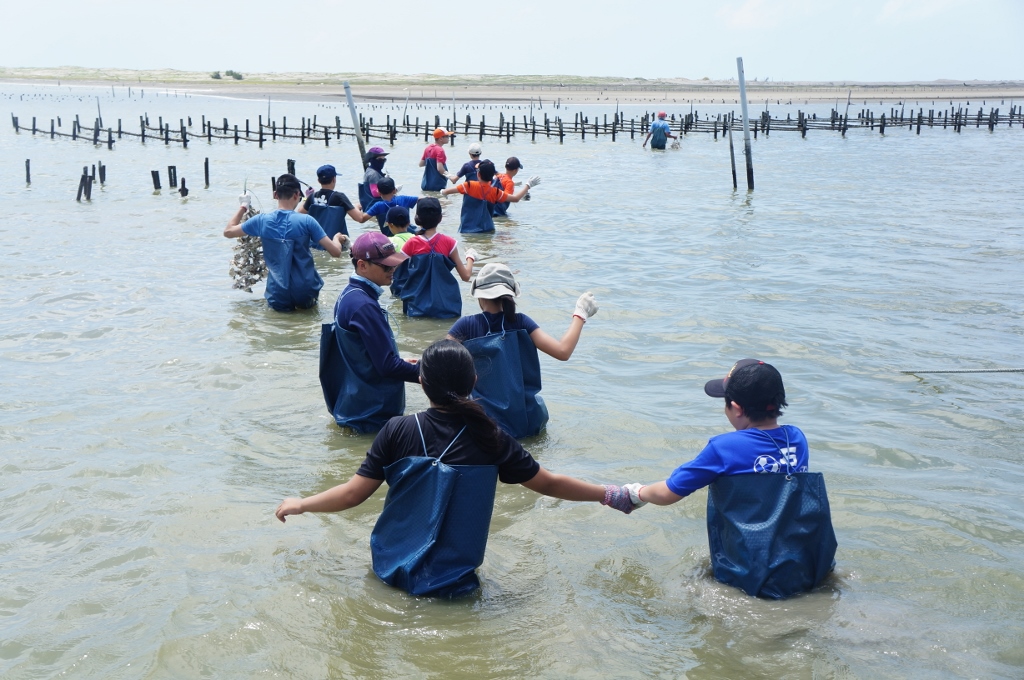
[{"x1": 371, "y1": 261, "x2": 396, "y2": 274}]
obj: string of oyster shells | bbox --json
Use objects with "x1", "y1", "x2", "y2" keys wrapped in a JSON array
[{"x1": 229, "y1": 205, "x2": 266, "y2": 293}]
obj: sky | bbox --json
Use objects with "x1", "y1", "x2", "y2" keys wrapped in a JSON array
[{"x1": 2, "y1": 0, "x2": 1021, "y2": 82}]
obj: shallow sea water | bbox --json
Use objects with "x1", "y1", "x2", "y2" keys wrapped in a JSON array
[{"x1": 1, "y1": 84, "x2": 1023, "y2": 679}]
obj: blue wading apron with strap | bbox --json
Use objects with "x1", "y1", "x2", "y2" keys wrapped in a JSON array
[
  {"x1": 421, "y1": 156, "x2": 447, "y2": 192},
  {"x1": 650, "y1": 121, "x2": 668, "y2": 149},
  {"x1": 261, "y1": 238, "x2": 321, "y2": 311},
  {"x1": 319, "y1": 288, "x2": 405, "y2": 433},
  {"x1": 459, "y1": 185, "x2": 496, "y2": 233},
  {"x1": 398, "y1": 239, "x2": 462, "y2": 318},
  {"x1": 307, "y1": 198, "x2": 348, "y2": 251},
  {"x1": 371, "y1": 414, "x2": 498, "y2": 597},
  {"x1": 358, "y1": 182, "x2": 381, "y2": 216},
  {"x1": 489, "y1": 177, "x2": 510, "y2": 217},
  {"x1": 463, "y1": 321, "x2": 548, "y2": 438},
  {"x1": 706, "y1": 447, "x2": 838, "y2": 599}
]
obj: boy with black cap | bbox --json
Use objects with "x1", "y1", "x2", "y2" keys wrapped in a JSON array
[
  {"x1": 384, "y1": 206, "x2": 415, "y2": 252},
  {"x1": 224, "y1": 173, "x2": 347, "y2": 312},
  {"x1": 628, "y1": 359, "x2": 837, "y2": 599},
  {"x1": 297, "y1": 164, "x2": 372, "y2": 243},
  {"x1": 321, "y1": 232, "x2": 420, "y2": 433},
  {"x1": 491, "y1": 156, "x2": 525, "y2": 217}
]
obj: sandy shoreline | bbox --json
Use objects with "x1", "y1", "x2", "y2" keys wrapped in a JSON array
[{"x1": 2, "y1": 67, "x2": 1022, "y2": 104}]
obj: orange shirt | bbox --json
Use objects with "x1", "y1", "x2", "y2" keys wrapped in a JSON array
[
  {"x1": 457, "y1": 180, "x2": 511, "y2": 204},
  {"x1": 495, "y1": 174, "x2": 515, "y2": 194}
]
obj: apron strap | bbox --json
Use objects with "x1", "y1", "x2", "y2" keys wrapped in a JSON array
[{"x1": 414, "y1": 413, "x2": 467, "y2": 465}]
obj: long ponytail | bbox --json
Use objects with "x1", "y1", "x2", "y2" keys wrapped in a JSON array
[
  {"x1": 499, "y1": 295, "x2": 516, "y2": 326},
  {"x1": 419, "y1": 339, "x2": 502, "y2": 451}
]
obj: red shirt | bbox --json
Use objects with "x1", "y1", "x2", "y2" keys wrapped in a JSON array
[
  {"x1": 402, "y1": 233, "x2": 459, "y2": 257},
  {"x1": 422, "y1": 144, "x2": 447, "y2": 165},
  {"x1": 457, "y1": 180, "x2": 511, "y2": 204}
]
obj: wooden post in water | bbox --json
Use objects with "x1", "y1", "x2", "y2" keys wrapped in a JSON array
[
  {"x1": 204, "y1": 157, "x2": 210, "y2": 188},
  {"x1": 727, "y1": 119, "x2": 737, "y2": 190},
  {"x1": 25, "y1": 159, "x2": 30, "y2": 185},
  {"x1": 343, "y1": 81, "x2": 368, "y2": 170},
  {"x1": 168, "y1": 166, "x2": 177, "y2": 188},
  {"x1": 736, "y1": 57, "x2": 754, "y2": 191},
  {"x1": 151, "y1": 170, "x2": 161, "y2": 190}
]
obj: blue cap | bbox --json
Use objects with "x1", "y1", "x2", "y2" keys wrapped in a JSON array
[{"x1": 316, "y1": 165, "x2": 338, "y2": 183}]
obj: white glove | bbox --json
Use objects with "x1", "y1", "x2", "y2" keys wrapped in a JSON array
[
  {"x1": 524, "y1": 175, "x2": 541, "y2": 188},
  {"x1": 573, "y1": 291, "x2": 598, "y2": 320},
  {"x1": 464, "y1": 247, "x2": 480, "y2": 262},
  {"x1": 238, "y1": 193, "x2": 251, "y2": 208},
  {"x1": 394, "y1": 184, "x2": 403, "y2": 194},
  {"x1": 624, "y1": 483, "x2": 648, "y2": 508}
]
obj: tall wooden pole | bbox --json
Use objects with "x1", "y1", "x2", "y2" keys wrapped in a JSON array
[
  {"x1": 344, "y1": 81, "x2": 368, "y2": 170},
  {"x1": 736, "y1": 57, "x2": 754, "y2": 190}
]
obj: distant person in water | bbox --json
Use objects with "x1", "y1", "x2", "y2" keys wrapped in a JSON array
[
  {"x1": 360, "y1": 147, "x2": 390, "y2": 210},
  {"x1": 449, "y1": 142, "x2": 483, "y2": 183},
  {"x1": 420, "y1": 128, "x2": 455, "y2": 191},
  {"x1": 440, "y1": 160, "x2": 539, "y2": 233},
  {"x1": 643, "y1": 111, "x2": 676, "y2": 150},
  {"x1": 296, "y1": 165, "x2": 372, "y2": 243},
  {"x1": 224, "y1": 173, "x2": 346, "y2": 312}
]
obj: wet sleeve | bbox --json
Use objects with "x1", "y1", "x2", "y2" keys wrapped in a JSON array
[{"x1": 665, "y1": 441, "x2": 724, "y2": 497}]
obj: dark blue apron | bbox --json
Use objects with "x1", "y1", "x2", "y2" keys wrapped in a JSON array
[
  {"x1": 319, "y1": 289, "x2": 406, "y2": 433},
  {"x1": 459, "y1": 188, "x2": 496, "y2": 233},
  {"x1": 358, "y1": 182, "x2": 381, "y2": 216},
  {"x1": 372, "y1": 198, "x2": 399, "y2": 235},
  {"x1": 306, "y1": 202, "x2": 348, "y2": 250},
  {"x1": 398, "y1": 240, "x2": 462, "y2": 318},
  {"x1": 706, "y1": 471, "x2": 837, "y2": 599},
  {"x1": 371, "y1": 415, "x2": 498, "y2": 597},
  {"x1": 463, "y1": 324, "x2": 548, "y2": 438},
  {"x1": 650, "y1": 122, "x2": 668, "y2": 149},
  {"x1": 489, "y1": 177, "x2": 510, "y2": 217},
  {"x1": 420, "y1": 154, "x2": 447, "y2": 192},
  {"x1": 261, "y1": 237, "x2": 321, "y2": 311}
]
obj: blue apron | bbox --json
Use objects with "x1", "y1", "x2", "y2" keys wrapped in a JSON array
[
  {"x1": 306, "y1": 203, "x2": 348, "y2": 250},
  {"x1": 459, "y1": 191, "x2": 495, "y2": 233},
  {"x1": 371, "y1": 415, "x2": 498, "y2": 597},
  {"x1": 421, "y1": 155, "x2": 447, "y2": 192},
  {"x1": 463, "y1": 325, "x2": 548, "y2": 438},
  {"x1": 398, "y1": 240, "x2": 462, "y2": 318},
  {"x1": 358, "y1": 182, "x2": 381, "y2": 216},
  {"x1": 371, "y1": 198, "x2": 399, "y2": 235},
  {"x1": 319, "y1": 289, "x2": 405, "y2": 433},
  {"x1": 706, "y1": 471, "x2": 837, "y2": 599},
  {"x1": 261, "y1": 237, "x2": 322, "y2": 311},
  {"x1": 650, "y1": 121, "x2": 668, "y2": 149},
  {"x1": 489, "y1": 177, "x2": 510, "y2": 217}
]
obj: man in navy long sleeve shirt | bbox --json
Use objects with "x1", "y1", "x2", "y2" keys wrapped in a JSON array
[{"x1": 323, "y1": 232, "x2": 419, "y2": 432}]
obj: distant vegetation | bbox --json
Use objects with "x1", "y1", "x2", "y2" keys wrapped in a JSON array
[
  {"x1": 211, "y1": 71, "x2": 221, "y2": 79},
  {"x1": 225, "y1": 70, "x2": 244, "y2": 80}
]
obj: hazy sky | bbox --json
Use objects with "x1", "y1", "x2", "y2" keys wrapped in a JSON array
[{"x1": 2, "y1": 0, "x2": 1020, "y2": 81}]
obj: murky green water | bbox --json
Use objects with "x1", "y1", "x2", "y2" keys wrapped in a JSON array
[{"x1": 2, "y1": 84, "x2": 1023, "y2": 678}]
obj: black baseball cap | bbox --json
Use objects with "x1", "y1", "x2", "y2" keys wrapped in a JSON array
[
  {"x1": 505, "y1": 157, "x2": 524, "y2": 170},
  {"x1": 705, "y1": 358, "x2": 770, "y2": 398}
]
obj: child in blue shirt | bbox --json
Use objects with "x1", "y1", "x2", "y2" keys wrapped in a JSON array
[
  {"x1": 630, "y1": 359, "x2": 837, "y2": 599},
  {"x1": 362, "y1": 177, "x2": 420, "y2": 234}
]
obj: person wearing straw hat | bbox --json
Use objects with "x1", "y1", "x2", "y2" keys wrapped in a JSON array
[
  {"x1": 626, "y1": 359, "x2": 838, "y2": 599},
  {"x1": 320, "y1": 232, "x2": 419, "y2": 433},
  {"x1": 643, "y1": 111, "x2": 677, "y2": 150},
  {"x1": 419, "y1": 127, "x2": 455, "y2": 191},
  {"x1": 445, "y1": 263, "x2": 597, "y2": 438}
]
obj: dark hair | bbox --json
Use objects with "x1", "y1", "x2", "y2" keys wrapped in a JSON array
[
  {"x1": 724, "y1": 363, "x2": 787, "y2": 423},
  {"x1": 377, "y1": 177, "x2": 396, "y2": 194},
  {"x1": 414, "y1": 209, "x2": 442, "y2": 231},
  {"x1": 477, "y1": 160, "x2": 496, "y2": 182},
  {"x1": 275, "y1": 173, "x2": 301, "y2": 199},
  {"x1": 419, "y1": 340, "x2": 501, "y2": 452},
  {"x1": 497, "y1": 295, "x2": 516, "y2": 325}
]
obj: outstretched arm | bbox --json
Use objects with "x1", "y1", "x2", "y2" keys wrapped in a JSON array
[
  {"x1": 529, "y1": 321, "x2": 584, "y2": 362},
  {"x1": 276, "y1": 474, "x2": 383, "y2": 522},
  {"x1": 521, "y1": 467, "x2": 604, "y2": 501}
]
